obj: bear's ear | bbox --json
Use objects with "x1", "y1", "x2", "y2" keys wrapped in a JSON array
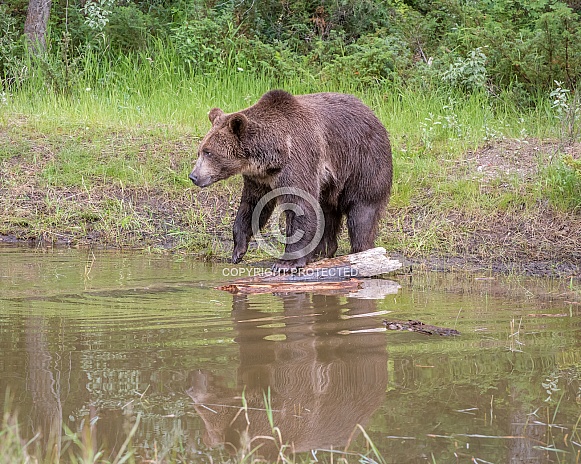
[
  {"x1": 228, "y1": 113, "x2": 248, "y2": 138},
  {"x1": 208, "y1": 108, "x2": 224, "y2": 125}
]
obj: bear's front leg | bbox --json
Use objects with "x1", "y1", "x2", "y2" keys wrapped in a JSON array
[
  {"x1": 232, "y1": 213, "x2": 251, "y2": 264},
  {"x1": 232, "y1": 178, "x2": 275, "y2": 264},
  {"x1": 271, "y1": 193, "x2": 320, "y2": 273}
]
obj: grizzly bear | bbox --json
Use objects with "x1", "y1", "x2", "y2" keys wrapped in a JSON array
[{"x1": 189, "y1": 90, "x2": 392, "y2": 272}]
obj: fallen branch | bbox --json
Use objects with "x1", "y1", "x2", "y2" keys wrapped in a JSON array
[{"x1": 382, "y1": 319, "x2": 460, "y2": 336}]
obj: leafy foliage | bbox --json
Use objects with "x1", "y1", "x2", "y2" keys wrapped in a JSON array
[
  {"x1": 0, "y1": 4, "x2": 25, "y2": 84},
  {"x1": 171, "y1": 9, "x2": 241, "y2": 72},
  {"x1": 441, "y1": 48, "x2": 488, "y2": 92},
  {"x1": 0, "y1": 0, "x2": 580, "y2": 101},
  {"x1": 106, "y1": 4, "x2": 158, "y2": 52}
]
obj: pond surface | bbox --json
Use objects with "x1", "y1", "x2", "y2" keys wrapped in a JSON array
[{"x1": 0, "y1": 246, "x2": 580, "y2": 463}]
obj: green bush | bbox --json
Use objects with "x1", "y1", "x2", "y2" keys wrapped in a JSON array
[
  {"x1": 246, "y1": 38, "x2": 315, "y2": 81},
  {"x1": 441, "y1": 48, "x2": 488, "y2": 92},
  {"x1": 322, "y1": 31, "x2": 413, "y2": 85},
  {"x1": 106, "y1": 5, "x2": 152, "y2": 53},
  {"x1": 171, "y1": 11, "x2": 241, "y2": 72},
  {"x1": 460, "y1": 1, "x2": 581, "y2": 92},
  {"x1": 0, "y1": 4, "x2": 25, "y2": 85}
]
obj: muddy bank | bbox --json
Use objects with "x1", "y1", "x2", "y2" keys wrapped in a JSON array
[
  {"x1": 405, "y1": 255, "x2": 581, "y2": 279},
  {"x1": 1, "y1": 133, "x2": 580, "y2": 278},
  {"x1": 1, "y1": 230, "x2": 580, "y2": 279}
]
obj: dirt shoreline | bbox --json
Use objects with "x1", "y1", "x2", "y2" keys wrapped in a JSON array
[
  {"x1": 1, "y1": 233, "x2": 579, "y2": 279},
  {"x1": 1, "y1": 132, "x2": 580, "y2": 278}
]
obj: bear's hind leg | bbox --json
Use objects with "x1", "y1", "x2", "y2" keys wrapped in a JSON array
[
  {"x1": 313, "y1": 204, "x2": 342, "y2": 259},
  {"x1": 346, "y1": 203, "x2": 382, "y2": 253}
]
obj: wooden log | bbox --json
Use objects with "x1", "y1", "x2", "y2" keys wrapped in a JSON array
[
  {"x1": 231, "y1": 247, "x2": 401, "y2": 283},
  {"x1": 218, "y1": 280, "x2": 362, "y2": 295},
  {"x1": 271, "y1": 246, "x2": 402, "y2": 281},
  {"x1": 217, "y1": 247, "x2": 402, "y2": 295},
  {"x1": 218, "y1": 279, "x2": 402, "y2": 297}
]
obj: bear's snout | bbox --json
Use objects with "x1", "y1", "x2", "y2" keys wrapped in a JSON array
[
  {"x1": 189, "y1": 169, "x2": 213, "y2": 187},
  {"x1": 190, "y1": 155, "x2": 216, "y2": 187},
  {"x1": 189, "y1": 170, "x2": 213, "y2": 188},
  {"x1": 189, "y1": 172, "x2": 199, "y2": 184}
]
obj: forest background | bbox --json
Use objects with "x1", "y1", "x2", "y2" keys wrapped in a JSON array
[{"x1": 2, "y1": 0, "x2": 581, "y2": 94}]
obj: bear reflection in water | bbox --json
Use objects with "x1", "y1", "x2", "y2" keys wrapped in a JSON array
[{"x1": 187, "y1": 293, "x2": 388, "y2": 458}]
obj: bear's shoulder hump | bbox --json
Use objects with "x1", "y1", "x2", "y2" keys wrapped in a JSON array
[{"x1": 259, "y1": 90, "x2": 295, "y2": 107}]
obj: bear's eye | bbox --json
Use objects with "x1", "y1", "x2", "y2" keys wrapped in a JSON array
[{"x1": 203, "y1": 150, "x2": 212, "y2": 158}]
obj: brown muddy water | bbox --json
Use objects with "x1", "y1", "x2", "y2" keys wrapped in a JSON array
[{"x1": 1, "y1": 246, "x2": 580, "y2": 463}]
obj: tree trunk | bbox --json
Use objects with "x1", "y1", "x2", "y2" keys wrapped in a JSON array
[{"x1": 24, "y1": 0, "x2": 52, "y2": 54}]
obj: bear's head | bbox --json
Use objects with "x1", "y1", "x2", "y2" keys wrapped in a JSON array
[{"x1": 189, "y1": 108, "x2": 250, "y2": 188}]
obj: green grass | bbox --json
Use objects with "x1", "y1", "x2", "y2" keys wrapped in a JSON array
[
  {"x1": 1, "y1": 396, "x2": 390, "y2": 464},
  {"x1": 542, "y1": 159, "x2": 581, "y2": 211}
]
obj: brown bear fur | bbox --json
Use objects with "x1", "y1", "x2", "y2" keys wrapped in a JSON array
[{"x1": 189, "y1": 90, "x2": 392, "y2": 271}]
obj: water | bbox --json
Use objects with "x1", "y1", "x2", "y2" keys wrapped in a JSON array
[{"x1": 0, "y1": 246, "x2": 580, "y2": 463}]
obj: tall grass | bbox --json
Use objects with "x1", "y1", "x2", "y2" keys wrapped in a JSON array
[
  {"x1": 0, "y1": 397, "x2": 387, "y2": 464},
  {"x1": 5, "y1": 41, "x2": 555, "y2": 140}
]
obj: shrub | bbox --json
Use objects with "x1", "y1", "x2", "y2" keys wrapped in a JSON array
[
  {"x1": 3, "y1": 0, "x2": 581, "y2": 96},
  {"x1": 322, "y1": 31, "x2": 413, "y2": 85},
  {"x1": 0, "y1": 4, "x2": 25, "y2": 86},
  {"x1": 441, "y1": 47, "x2": 488, "y2": 92},
  {"x1": 550, "y1": 81, "x2": 581, "y2": 141},
  {"x1": 106, "y1": 5, "x2": 152, "y2": 53},
  {"x1": 171, "y1": 11, "x2": 241, "y2": 73},
  {"x1": 461, "y1": 1, "x2": 581, "y2": 92}
]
